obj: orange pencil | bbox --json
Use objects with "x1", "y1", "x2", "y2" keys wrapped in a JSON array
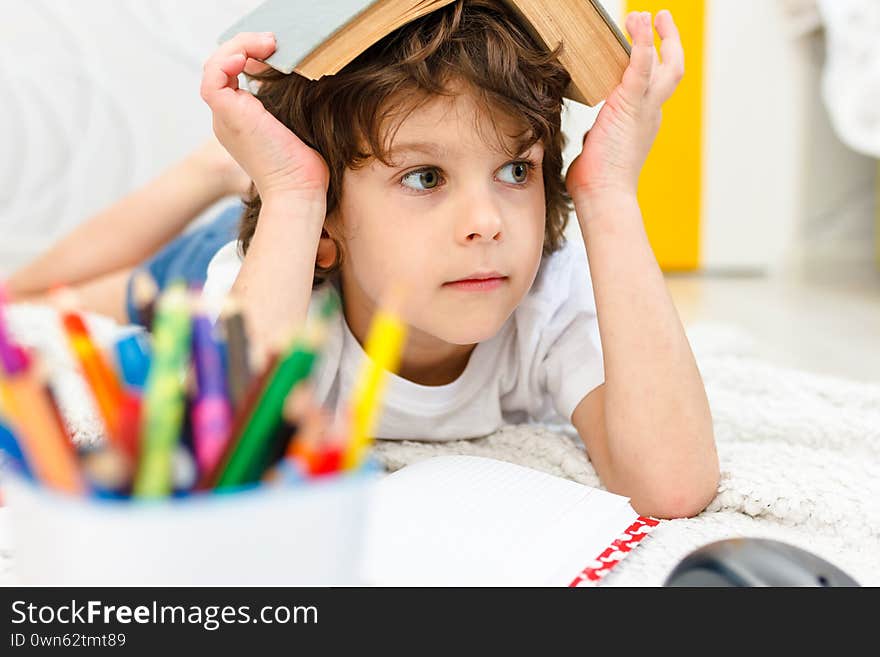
[
  {"x1": 54, "y1": 290, "x2": 126, "y2": 448},
  {"x1": 283, "y1": 382, "x2": 327, "y2": 474},
  {"x1": 0, "y1": 357, "x2": 84, "y2": 494},
  {"x1": 311, "y1": 408, "x2": 350, "y2": 476},
  {"x1": 283, "y1": 383, "x2": 349, "y2": 477}
]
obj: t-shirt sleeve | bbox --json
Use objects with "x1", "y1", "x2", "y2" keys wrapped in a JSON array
[
  {"x1": 538, "y1": 241, "x2": 605, "y2": 422},
  {"x1": 201, "y1": 239, "x2": 243, "y2": 323}
]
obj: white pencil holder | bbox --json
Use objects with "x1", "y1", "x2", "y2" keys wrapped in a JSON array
[{"x1": 1, "y1": 463, "x2": 380, "y2": 586}]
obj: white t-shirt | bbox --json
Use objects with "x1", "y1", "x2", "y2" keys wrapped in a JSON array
[{"x1": 202, "y1": 237, "x2": 605, "y2": 441}]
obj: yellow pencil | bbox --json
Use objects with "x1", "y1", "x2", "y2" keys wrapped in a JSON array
[{"x1": 342, "y1": 284, "x2": 408, "y2": 471}]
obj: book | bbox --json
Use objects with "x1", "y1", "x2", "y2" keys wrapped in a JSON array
[
  {"x1": 360, "y1": 455, "x2": 658, "y2": 586},
  {"x1": 219, "y1": 0, "x2": 631, "y2": 106}
]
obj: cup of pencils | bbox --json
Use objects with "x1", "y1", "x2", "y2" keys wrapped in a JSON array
[{"x1": 0, "y1": 278, "x2": 407, "y2": 586}]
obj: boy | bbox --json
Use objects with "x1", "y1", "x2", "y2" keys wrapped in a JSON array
[{"x1": 8, "y1": 1, "x2": 719, "y2": 518}]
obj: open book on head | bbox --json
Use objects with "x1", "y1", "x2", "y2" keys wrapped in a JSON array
[
  {"x1": 219, "y1": 0, "x2": 631, "y2": 106},
  {"x1": 360, "y1": 455, "x2": 657, "y2": 586}
]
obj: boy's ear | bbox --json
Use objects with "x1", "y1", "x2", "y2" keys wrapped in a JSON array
[{"x1": 316, "y1": 228, "x2": 339, "y2": 269}]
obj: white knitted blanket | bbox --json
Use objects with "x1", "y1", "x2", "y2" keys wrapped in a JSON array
[{"x1": 1, "y1": 304, "x2": 878, "y2": 586}]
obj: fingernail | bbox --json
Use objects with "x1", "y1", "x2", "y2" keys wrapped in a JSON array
[
  {"x1": 642, "y1": 12, "x2": 651, "y2": 25},
  {"x1": 261, "y1": 32, "x2": 274, "y2": 39}
]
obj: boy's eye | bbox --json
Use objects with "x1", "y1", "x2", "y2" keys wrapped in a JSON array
[
  {"x1": 400, "y1": 168, "x2": 442, "y2": 191},
  {"x1": 399, "y1": 160, "x2": 536, "y2": 193},
  {"x1": 497, "y1": 161, "x2": 532, "y2": 185}
]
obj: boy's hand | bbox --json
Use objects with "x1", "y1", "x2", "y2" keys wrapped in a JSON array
[
  {"x1": 565, "y1": 10, "x2": 684, "y2": 205},
  {"x1": 200, "y1": 32, "x2": 330, "y2": 202}
]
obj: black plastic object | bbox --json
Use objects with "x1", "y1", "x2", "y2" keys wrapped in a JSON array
[{"x1": 664, "y1": 537, "x2": 860, "y2": 587}]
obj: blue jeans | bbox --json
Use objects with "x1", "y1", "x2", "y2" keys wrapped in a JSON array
[{"x1": 125, "y1": 201, "x2": 245, "y2": 326}]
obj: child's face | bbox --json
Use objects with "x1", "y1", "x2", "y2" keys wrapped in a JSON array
[{"x1": 334, "y1": 85, "x2": 547, "y2": 350}]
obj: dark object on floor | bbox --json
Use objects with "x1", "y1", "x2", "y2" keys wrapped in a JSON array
[{"x1": 664, "y1": 537, "x2": 860, "y2": 587}]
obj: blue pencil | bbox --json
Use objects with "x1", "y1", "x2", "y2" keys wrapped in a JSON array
[{"x1": 0, "y1": 420, "x2": 33, "y2": 479}]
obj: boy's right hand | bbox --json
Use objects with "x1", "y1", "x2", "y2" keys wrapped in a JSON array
[{"x1": 200, "y1": 32, "x2": 330, "y2": 201}]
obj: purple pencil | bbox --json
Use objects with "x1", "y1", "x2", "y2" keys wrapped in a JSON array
[
  {"x1": 0, "y1": 284, "x2": 22, "y2": 373},
  {"x1": 190, "y1": 301, "x2": 234, "y2": 477}
]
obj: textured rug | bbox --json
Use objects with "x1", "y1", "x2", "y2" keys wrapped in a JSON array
[{"x1": 1, "y1": 304, "x2": 878, "y2": 586}]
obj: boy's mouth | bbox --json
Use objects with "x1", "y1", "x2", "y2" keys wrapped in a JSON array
[
  {"x1": 446, "y1": 270, "x2": 505, "y2": 282},
  {"x1": 443, "y1": 271, "x2": 508, "y2": 292}
]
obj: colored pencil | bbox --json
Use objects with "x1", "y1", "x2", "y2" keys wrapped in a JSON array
[
  {"x1": 342, "y1": 284, "x2": 408, "y2": 470},
  {"x1": 79, "y1": 443, "x2": 132, "y2": 498},
  {"x1": 171, "y1": 445, "x2": 198, "y2": 495},
  {"x1": 133, "y1": 282, "x2": 193, "y2": 498},
  {"x1": 131, "y1": 269, "x2": 159, "y2": 330},
  {"x1": 54, "y1": 289, "x2": 126, "y2": 449},
  {"x1": 195, "y1": 349, "x2": 280, "y2": 490},
  {"x1": 0, "y1": 357, "x2": 84, "y2": 494},
  {"x1": 0, "y1": 283, "x2": 23, "y2": 373},
  {"x1": 115, "y1": 331, "x2": 151, "y2": 390},
  {"x1": 283, "y1": 382, "x2": 325, "y2": 474},
  {"x1": 219, "y1": 296, "x2": 252, "y2": 411},
  {"x1": 211, "y1": 289, "x2": 339, "y2": 489},
  {"x1": 0, "y1": 417, "x2": 33, "y2": 479},
  {"x1": 111, "y1": 331, "x2": 152, "y2": 462},
  {"x1": 191, "y1": 304, "x2": 233, "y2": 476}
]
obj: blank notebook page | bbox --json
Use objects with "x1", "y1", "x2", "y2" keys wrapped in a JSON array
[{"x1": 360, "y1": 455, "x2": 638, "y2": 586}]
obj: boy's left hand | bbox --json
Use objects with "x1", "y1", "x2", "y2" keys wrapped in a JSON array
[{"x1": 565, "y1": 10, "x2": 684, "y2": 205}]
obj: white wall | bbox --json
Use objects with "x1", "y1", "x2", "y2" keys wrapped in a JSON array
[
  {"x1": 702, "y1": 0, "x2": 876, "y2": 275},
  {"x1": 2, "y1": 0, "x2": 870, "y2": 278},
  {"x1": 563, "y1": 0, "x2": 878, "y2": 274},
  {"x1": 700, "y1": 0, "x2": 806, "y2": 273},
  {"x1": 0, "y1": 0, "x2": 263, "y2": 276},
  {"x1": 790, "y1": 29, "x2": 878, "y2": 274}
]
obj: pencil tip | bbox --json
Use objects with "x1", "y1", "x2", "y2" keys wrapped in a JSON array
[
  {"x1": 189, "y1": 292, "x2": 208, "y2": 317},
  {"x1": 132, "y1": 270, "x2": 159, "y2": 303},
  {"x1": 220, "y1": 294, "x2": 242, "y2": 317}
]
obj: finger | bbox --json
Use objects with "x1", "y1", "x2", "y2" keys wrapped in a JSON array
[
  {"x1": 620, "y1": 12, "x2": 656, "y2": 102},
  {"x1": 202, "y1": 32, "x2": 275, "y2": 105},
  {"x1": 628, "y1": 11, "x2": 659, "y2": 73},
  {"x1": 215, "y1": 31, "x2": 277, "y2": 65},
  {"x1": 649, "y1": 10, "x2": 685, "y2": 103},
  {"x1": 244, "y1": 58, "x2": 271, "y2": 76},
  {"x1": 200, "y1": 53, "x2": 244, "y2": 106},
  {"x1": 218, "y1": 54, "x2": 245, "y2": 92}
]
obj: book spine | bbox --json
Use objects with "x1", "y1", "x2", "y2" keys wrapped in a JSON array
[{"x1": 568, "y1": 516, "x2": 660, "y2": 587}]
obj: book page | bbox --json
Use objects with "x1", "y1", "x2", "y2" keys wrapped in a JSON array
[{"x1": 360, "y1": 455, "x2": 638, "y2": 586}]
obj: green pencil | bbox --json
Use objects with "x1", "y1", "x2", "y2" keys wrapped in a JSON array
[
  {"x1": 214, "y1": 287, "x2": 338, "y2": 489},
  {"x1": 133, "y1": 282, "x2": 192, "y2": 498}
]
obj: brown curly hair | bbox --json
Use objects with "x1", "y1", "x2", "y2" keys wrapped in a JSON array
[{"x1": 238, "y1": 0, "x2": 574, "y2": 285}]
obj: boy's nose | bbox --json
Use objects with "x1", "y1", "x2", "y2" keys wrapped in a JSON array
[{"x1": 456, "y1": 201, "x2": 503, "y2": 244}]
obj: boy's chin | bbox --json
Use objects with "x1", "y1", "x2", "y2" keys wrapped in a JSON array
[{"x1": 431, "y1": 313, "x2": 509, "y2": 346}]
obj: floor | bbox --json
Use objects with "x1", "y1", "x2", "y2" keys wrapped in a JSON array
[{"x1": 665, "y1": 264, "x2": 880, "y2": 384}]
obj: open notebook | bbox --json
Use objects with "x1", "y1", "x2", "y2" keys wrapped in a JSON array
[{"x1": 360, "y1": 455, "x2": 658, "y2": 586}]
